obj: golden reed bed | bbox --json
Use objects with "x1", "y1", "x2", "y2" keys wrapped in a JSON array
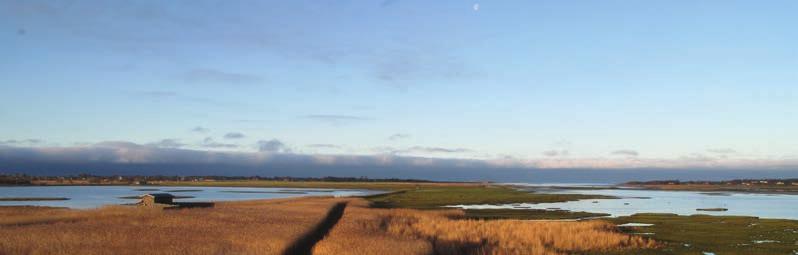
[
  {"x1": 0, "y1": 197, "x2": 346, "y2": 255},
  {"x1": 313, "y1": 200, "x2": 656, "y2": 255},
  {"x1": 0, "y1": 197, "x2": 655, "y2": 255}
]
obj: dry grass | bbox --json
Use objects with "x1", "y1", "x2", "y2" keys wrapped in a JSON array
[
  {"x1": 312, "y1": 199, "x2": 436, "y2": 255},
  {"x1": 1, "y1": 197, "x2": 655, "y2": 255},
  {"x1": 0, "y1": 197, "x2": 347, "y2": 255},
  {"x1": 315, "y1": 200, "x2": 657, "y2": 255}
]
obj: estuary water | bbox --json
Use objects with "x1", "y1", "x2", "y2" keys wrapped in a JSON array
[
  {"x1": 449, "y1": 184, "x2": 798, "y2": 220},
  {"x1": 0, "y1": 186, "x2": 382, "y2": 209}
]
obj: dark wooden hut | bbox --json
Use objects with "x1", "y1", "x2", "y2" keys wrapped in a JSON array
[{"x1": 139, "y1": 193, "x2": 175, "y2": 206}]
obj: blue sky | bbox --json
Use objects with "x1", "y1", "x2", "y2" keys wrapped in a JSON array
[{"x1": 1, "y1": 0, "x2": 797, "y2": 171}]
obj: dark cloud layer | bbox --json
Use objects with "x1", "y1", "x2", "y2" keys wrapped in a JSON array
[
  {"x1": 1, "y1": 143, "x2": 797, "y2": 183},
  {"x1": 0, "y1": 142, "x2": 797, "y2": 182}
]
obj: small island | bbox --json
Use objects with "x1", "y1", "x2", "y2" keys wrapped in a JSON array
[
  {"x1": 696, "y1": 208, "x2": 729, "y2": 212},
  {"x1": 624, "y1": 178, "x2": 798, "y2": 194},
  {"x1": 0, "y1": 197, "x2": 70, "y2": 201}
]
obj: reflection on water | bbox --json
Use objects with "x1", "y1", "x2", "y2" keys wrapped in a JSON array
[
  {"x1": 0, "y1": 186, "x2": 382, "y2": 209},
  {"x1": 449, "y1": 186, "x2": 798, "y2": 220}
]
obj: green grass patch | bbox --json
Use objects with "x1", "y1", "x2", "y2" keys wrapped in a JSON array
[
  {"x1": 366, "y1": 186, "x2": 611, "y2": 209},
  {"x1": 599, "y1": 213, "x2": 798, "y2": 255},
  {"x1": 464, "y1": 209, "x2": 608, "y2": 220},
  {"x1": 156, "y1": 180, "x2": 452, "y2": 190}
]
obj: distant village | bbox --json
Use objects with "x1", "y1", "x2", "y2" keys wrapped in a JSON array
[
  {"x1": 626, "y1": 178, "x2": 798, "y2": 186},
  {"x1": 0, "y1": 173, "x2": 432, "y2": 186}
]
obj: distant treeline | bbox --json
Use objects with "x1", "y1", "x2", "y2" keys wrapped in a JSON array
[
  {"x1": 0, "y1": 173, "x2": 432, "y2": 185},
  {"x1": 626, "y1": 178, "x2": 798, "y2": 185}
]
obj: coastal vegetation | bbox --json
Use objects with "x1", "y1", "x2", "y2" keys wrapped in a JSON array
[
  {"x1": 1, "y1": 180, "x2": 796, "y2": 254},
  {"x1": 0, "y1": 197, "x2": 657, "y2": 255},
  {"x1": 462, "y1": 208, "x2": 608, "y2": 220},
  {"x1": 606, "y1": 213, "x2": 798, "y2": 255},
  {"x1": 0, "y1": 197, "x2": 347, "y2": 254},
  {"x1": 365, "y1": 186, "x2": 611, "y2": 209},
  {"x1": 625, "y1": 179, "x2": 798, "y2": 194},
  {"x1": 314, "y1": 200, "x2": 656, "y2": 255}
]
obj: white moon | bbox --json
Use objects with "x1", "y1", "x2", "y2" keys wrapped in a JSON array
[{"x1": 473, "y1": 3, "x2": 479, "y2": 11}]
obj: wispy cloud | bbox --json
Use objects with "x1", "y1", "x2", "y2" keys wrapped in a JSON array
[
  {"x1": 303, "y1": 114, "x2": 372, "y2": 125},
  {"x1": 388, "y1": 133, "x2": 411, "y2": 140},
  {"x1": 708, "y1": 148, "x2": 736, "y2": 154},
  {"x1": 257, "y1": 139, "x2": 291, "y2": 153},
  {"x1": 611, "y1": 150, "x2": 639, "y2": 157},
  {"x1": 403, "y1": 146, "x2": 471, "y2": 154},
  {"x1": 128, "y1": 90, "x2": 245, "y2": 108},
  {"x1": 147, "y1": 139, "x2": 185, "y2": 148},
  {"x1": 224, "y1": 132, "x2": 245, "y2": 139},
  {"x1": 0, "y1": 139, "x2": 43, "y2": 146},
  {"x1": 380, "y1": 0, "x2": 400, "y2": 7},
  {"x1": 200, "y1": 137, "x2": 238, "y2": 149},
  {"x1": 373, "y1": 146, "x2": 472, "y2": 155},
  {"x1": 306, "y1": 144, "x2": 341, "y2": 149},
  {"x1": 191, "y1": 126, "x2": 210, "y2": 133},
  {"x1": 182, "y1": 68, "x2": 263, "y2": 85},
  {"x1": 542, "y1": 150, "x2": 569, "y2": 157}
]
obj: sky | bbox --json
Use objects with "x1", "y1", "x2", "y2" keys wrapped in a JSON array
[{"x1": 1, "y1": 0, "x2": 797, "y2": 178}]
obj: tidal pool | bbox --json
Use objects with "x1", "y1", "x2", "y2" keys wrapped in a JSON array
[
  {"x1": 449, "y1": 185, "x2": 798, "y2": 220},
  {"x1": 0, "y1": 186, "x2": 383, "y2": 209}
]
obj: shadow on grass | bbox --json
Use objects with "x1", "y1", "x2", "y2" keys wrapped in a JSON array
[{"x1": 282, "y1": 201, "x2": 348, "y2": 255}]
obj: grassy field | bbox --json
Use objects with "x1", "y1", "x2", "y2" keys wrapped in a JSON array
[
  {"x1": 600, "y1": 213, "x2": 798, "y2": 255},
  {"x1": 161, "y1": 181, "x2": 614, "y2": 220},
  {"x1": 314, "y1": 200, "x2": 656, "y2": 255},
  {"x1": 463, "y1": 209, "x2": 609, "y2": 220},
  {"x1": 0, "y1": 197, "x2": 657, "y2": 255},
  {"x1": 3, "y1": 181, "x2": 796, "y2": 254},
  {"x1": 156, "y1": 180, "x2": 471, "y2": 190},
  {"x1": 0, "y1": 197, "x2": 347, "y2": 255},
  {"x1": 365, "y1": 185, "x2": 611, "y2": 209}
]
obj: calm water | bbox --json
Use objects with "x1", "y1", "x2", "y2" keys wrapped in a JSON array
[
  {"x1": 449, "y1": 185, "x2": 798, "y2": 220},
  {"x1": 0, "y1": 186, "x2": 383, "y2": 209}
]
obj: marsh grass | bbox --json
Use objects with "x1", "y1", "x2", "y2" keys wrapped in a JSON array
[
  {"x1": 314, "y1": 200, "x2": 657, "y2": 255},
  {"x1": 367, "y1": 186, "x2": 611, "y2": 209},
  {"x1": 0, "y1": 197, "x2": 347, "y2": 255},
  {"x1": 604, "y1": 213, "x2": 798, "y2": 255},
  {"x1": 1, "y1": 197, "x2": 657, "y2": 255}
]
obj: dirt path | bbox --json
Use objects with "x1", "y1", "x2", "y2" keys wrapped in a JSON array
[{"x1": 282, "y1": 201, "x2": 348, "y2": 255}]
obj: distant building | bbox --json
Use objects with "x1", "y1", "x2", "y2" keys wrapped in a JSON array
[{"x1": 139, "y1": 193, "x2": 175, "y2": 206}]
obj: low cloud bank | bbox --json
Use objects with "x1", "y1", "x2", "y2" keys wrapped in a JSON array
[{"x1": 0, "y1": 141, "x2": 797, "y2": 172}]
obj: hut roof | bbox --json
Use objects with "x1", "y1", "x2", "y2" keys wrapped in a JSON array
[{"x1": 141, "y1": 193, "x2": 176, "y2": 198}]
